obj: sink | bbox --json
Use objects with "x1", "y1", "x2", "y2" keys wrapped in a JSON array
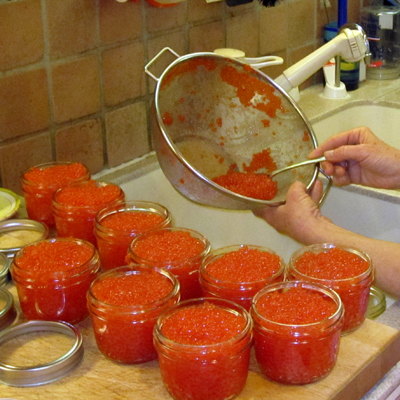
[{"x1": 311, "y1": 103, "x2": 400, "y2": 149}]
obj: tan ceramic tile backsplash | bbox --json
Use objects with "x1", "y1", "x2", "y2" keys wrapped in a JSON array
[{"x1": 0, "y1": 0, "x2": 366, "y2": 194}]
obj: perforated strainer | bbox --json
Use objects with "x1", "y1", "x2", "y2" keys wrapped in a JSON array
[{"x1": 146, "y1": 48, "x2": 323, "y2": 210}]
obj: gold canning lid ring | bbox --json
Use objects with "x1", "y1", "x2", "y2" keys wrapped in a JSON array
[
  {"x1": 0, "y1": 320, "x2": 84, "y2": 387},
  {"x1": 0, "y1": 288, "x2": 17, "y2": 331}
]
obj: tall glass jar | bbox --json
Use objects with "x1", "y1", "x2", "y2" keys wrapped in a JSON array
[
  {"x1": 154, "y1": 298, "x2": 253, "y2": 400},
  {"x1": 94, "y1": 201, "x2": 172, "y2": 271},
  {"x1": 199, "y1": 244, "x2": 285, "y2": 310},
  {"x1": 88, "y1": 265, "x2": 180, "y2": 364},
  {"x1": 127, "y1": 227, "x2": 211, "y2": 300},
  {"x1": 21, "y1": 162, "x2": 90, "y2": 227},
  {"x1": 11, "y1": 238, "x2": 101, "y2": 324},
  {"x1": 288, "y1": 243, "x2": 374, "y2": 334},
  {"x1": 251, "y1": 281, "x2": 344, "y2": 385},
  {"x1": 53, "y1": 180, "x2": 124, "y2": 245}
]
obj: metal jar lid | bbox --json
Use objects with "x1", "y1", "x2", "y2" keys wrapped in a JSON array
[
  {"x1": 0, "y1": 253, "x2": 11, "y2": 287},
  {"x1": 0, "y1": 320, "x2": 84, "y2": 387},
  {"x1": 0, "y1": 289, "x2": 17, "y2": 331},
  {"x1": 0, "y1": 219, "x2": 49, "y2": 259}
]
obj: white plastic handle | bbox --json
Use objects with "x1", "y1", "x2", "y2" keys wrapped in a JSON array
[{"x1": 243, "y1": 55, "x2": 284, "y2": 68}]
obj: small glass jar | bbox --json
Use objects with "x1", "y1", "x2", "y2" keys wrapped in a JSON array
[
  {"x1": 21, "y1": 162, "x2": 90, "y2": 227},
  {"x1": 53, "y1": 180, "x2": 124, "y2": 245},
  {"x1": 88, "y1": 266, "x2": 180, "y2": 364},
  {"x1": 367, "y1": 286, "x2": 387, "y2": 319},
  {"x1": 199, "y1": 244, "x2": 285, "y2": 310},
  {"x1": 250, "y1": 281, "x2": 344, "y2": 385},
  {"x1": 127, "y1": 227, "x2": 211, "y2": 301},
  {"x1": 288, "y1": 243, "x2": 374, "y2": 334},
  {"x1": 154, "y1": 297, "x2": 253, "y2": 400},
  {"x1": 11, "y1": 238, "x2": 101, "y2": 324},
  {"x1": 94, "y1": 201, "x2": 172, "y2": 271}
]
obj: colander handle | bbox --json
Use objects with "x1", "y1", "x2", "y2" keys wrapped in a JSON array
[
  {"x1": 145, "y1": 47, "x2": 180, "y2": 82},
  {"x1": 317, "y1": 168, "x2": 332, "y2": 205}
]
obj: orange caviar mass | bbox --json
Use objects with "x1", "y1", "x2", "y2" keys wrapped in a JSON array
[
  {"x1": 206, "y1": 247, "x2": 281, "y2": 282},
  {"x1": 255, "y1": 287, "x2": 337, "y2": 325},
  {"x1": 133, "y1": 230, "x2": 205, "y2": 262},
  {"x1": 212, "y1": 172, "x2": 278, "y2": 200},
  {"x1": 55, "y1": 180, "x2": 122, "y2": 207},
  {"x1": 24, "y1": 163, "x2": 88, "y2": 186},
  {"x1": 16, "y1": 240, "x2": 93, "y2": 273},
  {"x1": 101, "y1": 211, "x2": 165, "y2": 231},
  {"x1": 294, "y1": 247, "x2": 369, "y2": 280},
  {"x1": 161, "y1": 302, "x2": 246, "y2": 345}
]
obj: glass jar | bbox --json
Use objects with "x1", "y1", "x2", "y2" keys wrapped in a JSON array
[
  {"x1": 11, "y1": 238, "x2": 101, "y2": 324},
  {"x1": 154, "y1": 297, "x2": 253, "y2": 400},
  {"x1": 21, "y1": 162, "x2": 90, "y2": 227},
  {"x1": 94, "y1": 201, "x2": 172, "y2": 271},
  {"x1": 88, "y1": 265, "x2": 180, "y2": 364},
  {"x1": 288, "y1": 243, "x2": 374, "y2": 334},
  {"x1": 366, "y1": 286, "x2": 387, "y2": 319},
  {"x1": 53, "y1": 180, "x2": 124, "y2": 245},
  {"x1": 127, "y1": 227, "x2": 211, "y2": 301},
  {"x1": 250, "y1": 281, "x2": 344, "y2": 385},
  {"x1": 199, "y1": 244, "x2": 285, "y2": 310}
]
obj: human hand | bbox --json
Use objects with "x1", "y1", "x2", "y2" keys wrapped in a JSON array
[
  {"x1": 253, "y1": 180, "x2": 331, "y2": 244},
  {"x1": 309, "y1": 127, "x2": 400, "y2": 189}
]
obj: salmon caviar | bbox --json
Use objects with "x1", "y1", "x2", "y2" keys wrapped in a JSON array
[
  {"x1": 21, "y1": 162, "x2": 90, "y2": 227},
  {"x1": 88, "y1": 267, "x2": 179, "y2": 364},
  {"x1": 289, "y1": 245, "x2": 374, "y2": 333},
  {"x1": 243, "y1": 148, "x2": 277, "y2": 174},
  {"x1": 95, "y1": 202, "x2": 171, "y2": 271},
  {"x1": 11, "y1": 238, "x2": 100, "y2": 324},
  {"x1": 154, "y1": 298, "x2": 253, "y2": 400},
  {"x1": 200, "y1": 245, "x2": 284, "y2": 310},
  {"x1": 251, "y1": 282, "x2": 344, "y2": 385},
  {"x1": 128, "y1": 228, "x2": 210, "y2": 301},
  {"x1": 53, "y1": 180, "x2": 124, "y2": 245},
  {"x1": 212, "y1": 172, "x2": 278, "y2": 200}
]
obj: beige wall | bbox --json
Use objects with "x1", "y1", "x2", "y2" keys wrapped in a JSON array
[{"x1": 0, "y1": 0, "x2": 362, "y2": 194}]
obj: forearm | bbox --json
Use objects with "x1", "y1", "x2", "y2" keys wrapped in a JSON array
[{"x1": 300, "y1": 218, "x2": 400, "y2": 299}]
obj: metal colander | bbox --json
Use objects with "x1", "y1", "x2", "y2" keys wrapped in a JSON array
[{"x1": 146, "y1": 48, "x2": 320, "y2": 210}]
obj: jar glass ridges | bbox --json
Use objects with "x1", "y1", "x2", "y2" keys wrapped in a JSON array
[
  {"x1": 21, "y1": 162, "x2": 90, "y2": 227},
  {"x1": 52, "y1": 180, "x2": 125, "y2": 245},
  {"x1": 88, "y1": 266, "x2": 180, "y2": 364},
  {"x1": 153, "y1": 297, "x2": 253, "y2": 400},
  {"x1": 127, "y1": 227, "x2": 211, "y2": 300},
  {"x1": 11, "y1": 238, "x2": 101, "y2": 324},
  {"x1": 94, "y1": 201, "x2": 172, "y2": 271},
  {"x1": 250, "y1": 281, "x2": 344, "y2": 385},
  {"x1": 288, "y1": 243, "x2": 374, "y2": 334},
  {"x1": 199, "y1": 244, "x2": 285, "y2": 310}
]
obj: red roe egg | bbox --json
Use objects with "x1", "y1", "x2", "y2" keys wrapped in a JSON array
[
  {"x1": 94, "y1": 201, "x2": 172, "y2": 271},
  {"x1": 251, "y1": 281, "x2": 344, "y2": 385},
  {"x1": 200, "y1": 245, "x2": 285, "y2": 310},
  {"x1": 21, "y1": 162, "x2": 90, "y2": 227},
  {"x1": 53, "y1": 180, "x2": 124, "y2": 245},
  {"x1": 11, "y1": 238, "x2": 100, "y2": 324},
  {"x1": 289, "y1": 244, "x2": 374, "y2": 333},
  {"x1": 154, "y1": 298, "x2": 253, "y2": 400},
  {"x1": 127, "y1": 228, "x2": 210, "y2": 301},
  {"x1": 88, "y1": 266, "x2": 180, "y2": 364}
]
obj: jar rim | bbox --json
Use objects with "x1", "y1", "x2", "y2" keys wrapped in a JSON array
[{"x1": 251, "y1": 280, "x2": 344, "y2": 329}]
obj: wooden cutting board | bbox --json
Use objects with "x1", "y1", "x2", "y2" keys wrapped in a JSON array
[{"x1": 1, "y1": 284, "x2": 400, "y2": 400}]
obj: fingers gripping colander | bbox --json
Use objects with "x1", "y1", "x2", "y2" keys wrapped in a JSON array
[{"x1": 146, "y1": 48, "x2": 322, "y2": 210}]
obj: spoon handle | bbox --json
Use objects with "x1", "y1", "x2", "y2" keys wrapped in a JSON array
[{"x1": 270, "y1": 156, "x2": 326, "y2": 178}]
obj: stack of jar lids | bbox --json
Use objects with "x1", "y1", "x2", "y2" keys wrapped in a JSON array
[
  {"x1": 0, "y1": 254, "x2": 10, "y2": 287},
  {"x1": 0, "y1": 320, "x2": 84, "y2": 386},
  {"x1": 0, "y1": 189, "x2": 20, "y2": 222}
]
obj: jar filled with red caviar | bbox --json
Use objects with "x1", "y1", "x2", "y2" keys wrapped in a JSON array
[
  {"x1": 288, "y1": 243, "x2": 374, "y2": 334},
  {"x1": 10, "y1": 238, "x2": 101, "y2": 324},
  {"x1": 21, "y1": 162, "x2": 90, "y2": 227},
  {"x1": 154, "y1": 297, "x2": 253, "y2": 400},
  {"x1": 88, "y1": 265, "x2": 180, "y2": 364},
  {"x1": 199, "y1": 244, "x2": 285, "y2": 310},
  {"x1": 127, "y1": 227, "x2": 211, "y2": 301},
  {"x1": 94, "y1": 201, "x2": 172, "y2": 271},
  {"x1": 52, "y1": 180, "x2": 124, "y2": 245},
  {"x1": 251, "y1": 281, "x2": 344, "y2": 385}
]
